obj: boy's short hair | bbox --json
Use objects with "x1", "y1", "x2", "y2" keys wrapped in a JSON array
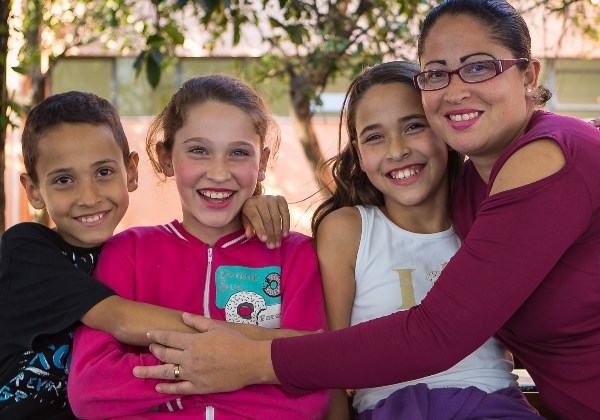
[{"x1": 22, "y1": 91, "x2": 130, "y2": 184}]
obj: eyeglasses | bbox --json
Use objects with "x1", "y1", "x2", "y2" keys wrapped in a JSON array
[{"x1": 413, "y1": 58, "x2": 530, "y2": 91}]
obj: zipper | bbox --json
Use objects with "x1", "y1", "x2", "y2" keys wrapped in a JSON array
[
  {"x1": 203, "y1": 247, "x2": 213, "y2": 318},
  {"x1": 206, "y1": 405, "x2": 215, "y2": 419}
]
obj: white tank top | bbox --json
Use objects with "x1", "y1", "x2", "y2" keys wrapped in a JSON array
[{"x1": 352, "y1": 206, "x2": 518, "y2": 413}]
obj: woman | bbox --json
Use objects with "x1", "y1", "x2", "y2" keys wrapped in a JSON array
[{"x1": 133, "y1": 1, "x2": 600, "y2": 417}]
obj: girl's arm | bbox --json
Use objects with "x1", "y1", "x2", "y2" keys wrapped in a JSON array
[
  {"x1": 241, "y1": 194, "x2": 290, "y2": 248},
  {"x1": 316, "y1": 208, "x2": 361, "y2": 420}
]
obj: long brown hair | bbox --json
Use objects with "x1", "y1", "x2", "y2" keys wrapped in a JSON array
[{"x1": 311, "y1": 61, "x2": 463, "y2": 237}]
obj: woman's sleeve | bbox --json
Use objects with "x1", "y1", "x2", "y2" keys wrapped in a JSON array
[
  {"x1": 272, "y1": 168, "x2": 591, "y2": 394},
  {"x1": 67, "y1": 237, "x2": 179, "y2": 419}
]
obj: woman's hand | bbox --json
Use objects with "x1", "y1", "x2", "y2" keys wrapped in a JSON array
[
  {"x1": 132, "y1": 313, "x2": 278, "y2": 394},
  {"x1": 241, "y1": 195, "x2": 290, "y2": 248}
]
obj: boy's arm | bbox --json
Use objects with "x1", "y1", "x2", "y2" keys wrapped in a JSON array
[
  {"x1": 81, "y1": 296, "x2": 197, "y2": 345},
  {"x1": 316, "y1": 208, "x2": 361, "y2": 420},
  {"x1": 0, "y1": 223, "x2": 115, "y2": 350}
]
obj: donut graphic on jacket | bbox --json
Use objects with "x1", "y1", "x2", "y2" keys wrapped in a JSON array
[
  {"x1": 263, "y1": 272, "x2": 281, "y2": 298},
  {"x1": 225, "y1": 291, "x2": 267, "y2": 324}
]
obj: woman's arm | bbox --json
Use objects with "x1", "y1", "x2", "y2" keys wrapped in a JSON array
[
  {"x1": 136, "y1": 140, "x2": 586, "y2": 395},
  {"x1": 316, "y1": 209, "x2": 361, "y2": 420}
]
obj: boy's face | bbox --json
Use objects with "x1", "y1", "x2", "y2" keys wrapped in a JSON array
[{"x1": 20, "y1": 123, "x2": 138, "y2": 248}]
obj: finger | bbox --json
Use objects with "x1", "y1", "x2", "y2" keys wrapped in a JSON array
[
  {"x1": 155, "y1": 380, "x2": 201, "y2": 395},
  {"x1": 133, "y1": 363, "x2": 179, "y2": 380},
  {"x1": 182, "y1": 312, "x2": 212, "y2": 332},
  {"x1": 148, "y1": 342, "x2": 185, "y2": 363},
  {"x1": 147, "y1": 330, "x2": 194, "y2": 351},
  {"x1": 266, "y1": 197, "x2": 282, "y2": 247},
  {"x1": 241, "y1": 214, "x2": 256, "y2": 239},
  {"x1": 276, "y1": 195, "x2": 290, "y2": 239}
]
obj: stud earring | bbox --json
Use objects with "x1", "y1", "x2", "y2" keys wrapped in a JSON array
[{"x1": 527, "y1": 88, "x2": 532, "y2": 93}]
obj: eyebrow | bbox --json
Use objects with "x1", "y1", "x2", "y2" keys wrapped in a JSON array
[
  {"x1": 46, "y1": 159, "x2": 120, "y2": 177},
  {"x1": 358, "y1": 114, "x2": 427, "y2": 137},
  {"x1": 183, "y1": 137, "x2": 256, "y2": 147},
  {"x1": 423, "y1": 52, "x2": 497, "y2": 67}
]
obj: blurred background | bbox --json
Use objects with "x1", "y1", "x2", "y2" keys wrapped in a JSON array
[{"x1": 2, "y1": 0, "x2": 600, "y2": 235}]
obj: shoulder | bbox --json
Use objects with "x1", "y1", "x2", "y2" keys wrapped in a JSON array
[
  {"x1": 316, "y1": 207, "x2": 361, "y2": 253},
  {"x1": 1, "y1": 222, "x2": 61, "y2": 254},
  {"x1": 319, "y1": 207, "x2": 361, "y2": 235},
  {"x1": 491, "y1": 113, "x2": 568, "y2": 196},
  {"x1": 2, "y1": 222, "x2": 55, "y2": 240}
]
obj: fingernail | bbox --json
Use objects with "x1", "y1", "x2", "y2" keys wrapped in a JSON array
[
  {"x1": 268, "y1": 242, "x2": 274, "y2": 249},
  {"x1": 261, "y1": 235, "x2": 268, "y2": 242}
]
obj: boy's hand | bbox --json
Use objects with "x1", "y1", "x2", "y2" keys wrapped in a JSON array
[{"x1": 242, "y1": 195, "x2": 290, "y2": 248}]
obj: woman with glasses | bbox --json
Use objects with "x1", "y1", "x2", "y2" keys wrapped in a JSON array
[{"x1": 134, "y1": 0, "x2": 600, "y2": 417}]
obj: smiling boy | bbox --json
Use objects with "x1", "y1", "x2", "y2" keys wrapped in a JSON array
[{"x1": 0, "y1": 92, "x2": 195, "y2": 419}]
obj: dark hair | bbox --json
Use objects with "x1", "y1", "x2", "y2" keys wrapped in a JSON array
[
  {"x1": 22, "y1": 91, "x2": 130, "y2": 184},
  {"x1": 146, "y1": 74, "x2": 280, "y2": 196},
  {"x1": 311, "y1": 61, "x2": 463, "y2": 236},
  {"x1": 417, "y1": 0, "x2": 551, "y2": 105}
]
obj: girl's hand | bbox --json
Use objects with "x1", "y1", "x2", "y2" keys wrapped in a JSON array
[
  {"x1": 241, "y1": 195, "x2": 290, "y2": 248},
  {"x1": 132, "y1": 313, "x2": 278, "y2": 394}
]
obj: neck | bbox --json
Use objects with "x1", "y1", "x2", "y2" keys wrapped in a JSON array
[
  {"x1": 382, "y1": 190, "x2": 451, "y2": 234},
  {"x1": 181, "y1": 218, "x2": 243, "y2": 247}
]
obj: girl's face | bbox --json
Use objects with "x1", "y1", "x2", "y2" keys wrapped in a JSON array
[
  {"x1": 419, "y1": 14, "x2": 539, "y2": 170},
  {"x1": 159, "y1": 101, "x2": 269, "y2": 244},
  {"x1": 355, "y1": 82, "x2": 450, "y2": 230}
]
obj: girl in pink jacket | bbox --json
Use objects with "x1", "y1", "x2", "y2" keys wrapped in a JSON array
[{"x1": 67, "y1": 74, "x2": 329, "y2": 419}]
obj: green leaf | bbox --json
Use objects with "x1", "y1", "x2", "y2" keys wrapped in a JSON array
[
  {"x1": 11, "y1": 66, "x2": 27, "y2": 75},
  {"x1": 164, "y1": 26, "x2": 185, "y2": 45},
  {"x1": 147, "y1": 34, "x2": 166, "y2": 46},
  {"x1": 133, "y1": 51, "x2": 146, "y2": 78},
  {"x1": 146, "y1": 54, "x2": 162, "y2": 88},
  {"x1": 149, "y1": 46, "x2": 164, "y2": 65}
]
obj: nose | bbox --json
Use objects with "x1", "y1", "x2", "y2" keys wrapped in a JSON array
[
  {"x1": 387, "y1": 136, "x2": 410, "y2": 161},
  {"x1": 443, "y1": 74, "x2": 470, "y2": 104},
  {"x1": 77, "y1": 180, "x2": 102, "y2": 207},
  {"x1": 206, "y1": 156, "x2": 232, "y2": 183}
]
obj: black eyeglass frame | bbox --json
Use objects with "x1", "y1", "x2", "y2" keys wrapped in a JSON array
[{"x1": 413, "y1": 58, "x2": 530, "y2": 92}]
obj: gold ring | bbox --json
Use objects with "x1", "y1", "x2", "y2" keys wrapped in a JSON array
[{"x1": 173, "y1": 363, "x2": 181, "y2": 380}]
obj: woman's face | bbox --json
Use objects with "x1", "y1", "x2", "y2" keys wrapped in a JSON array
[{"x1": 419, "y1": 13, "x2": 539, "y2": 168}]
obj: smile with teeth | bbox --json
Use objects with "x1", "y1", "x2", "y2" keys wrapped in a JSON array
[
  {"x1": 389, "y1": 165, "x2": 422, "y2": 180},
  {"x1": 448, "y1": 112, "x2": 480, "y2": 122},
  {"x1": 199, "y1": 190, "x2": 234, "y2": 200},
  {"x1": 77, "y1": 212, "x2": 107, "y2": 223}
]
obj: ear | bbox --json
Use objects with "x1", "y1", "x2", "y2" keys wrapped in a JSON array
[
  {"x1": 257, "y1": 147, "x2": 270, "y2": 182},
  {"x1": 19, "y1": 173, "x2": 46, "y2": 209},
  {"x1": 157, "y1": 142, "x2": 174, "y2": 177},
  {"x1": 524, "y1": 58, "x2": 541, "y2": 92},
  {"x1": 126, "y1": 152, "x2": 140, "y2": 192}
]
